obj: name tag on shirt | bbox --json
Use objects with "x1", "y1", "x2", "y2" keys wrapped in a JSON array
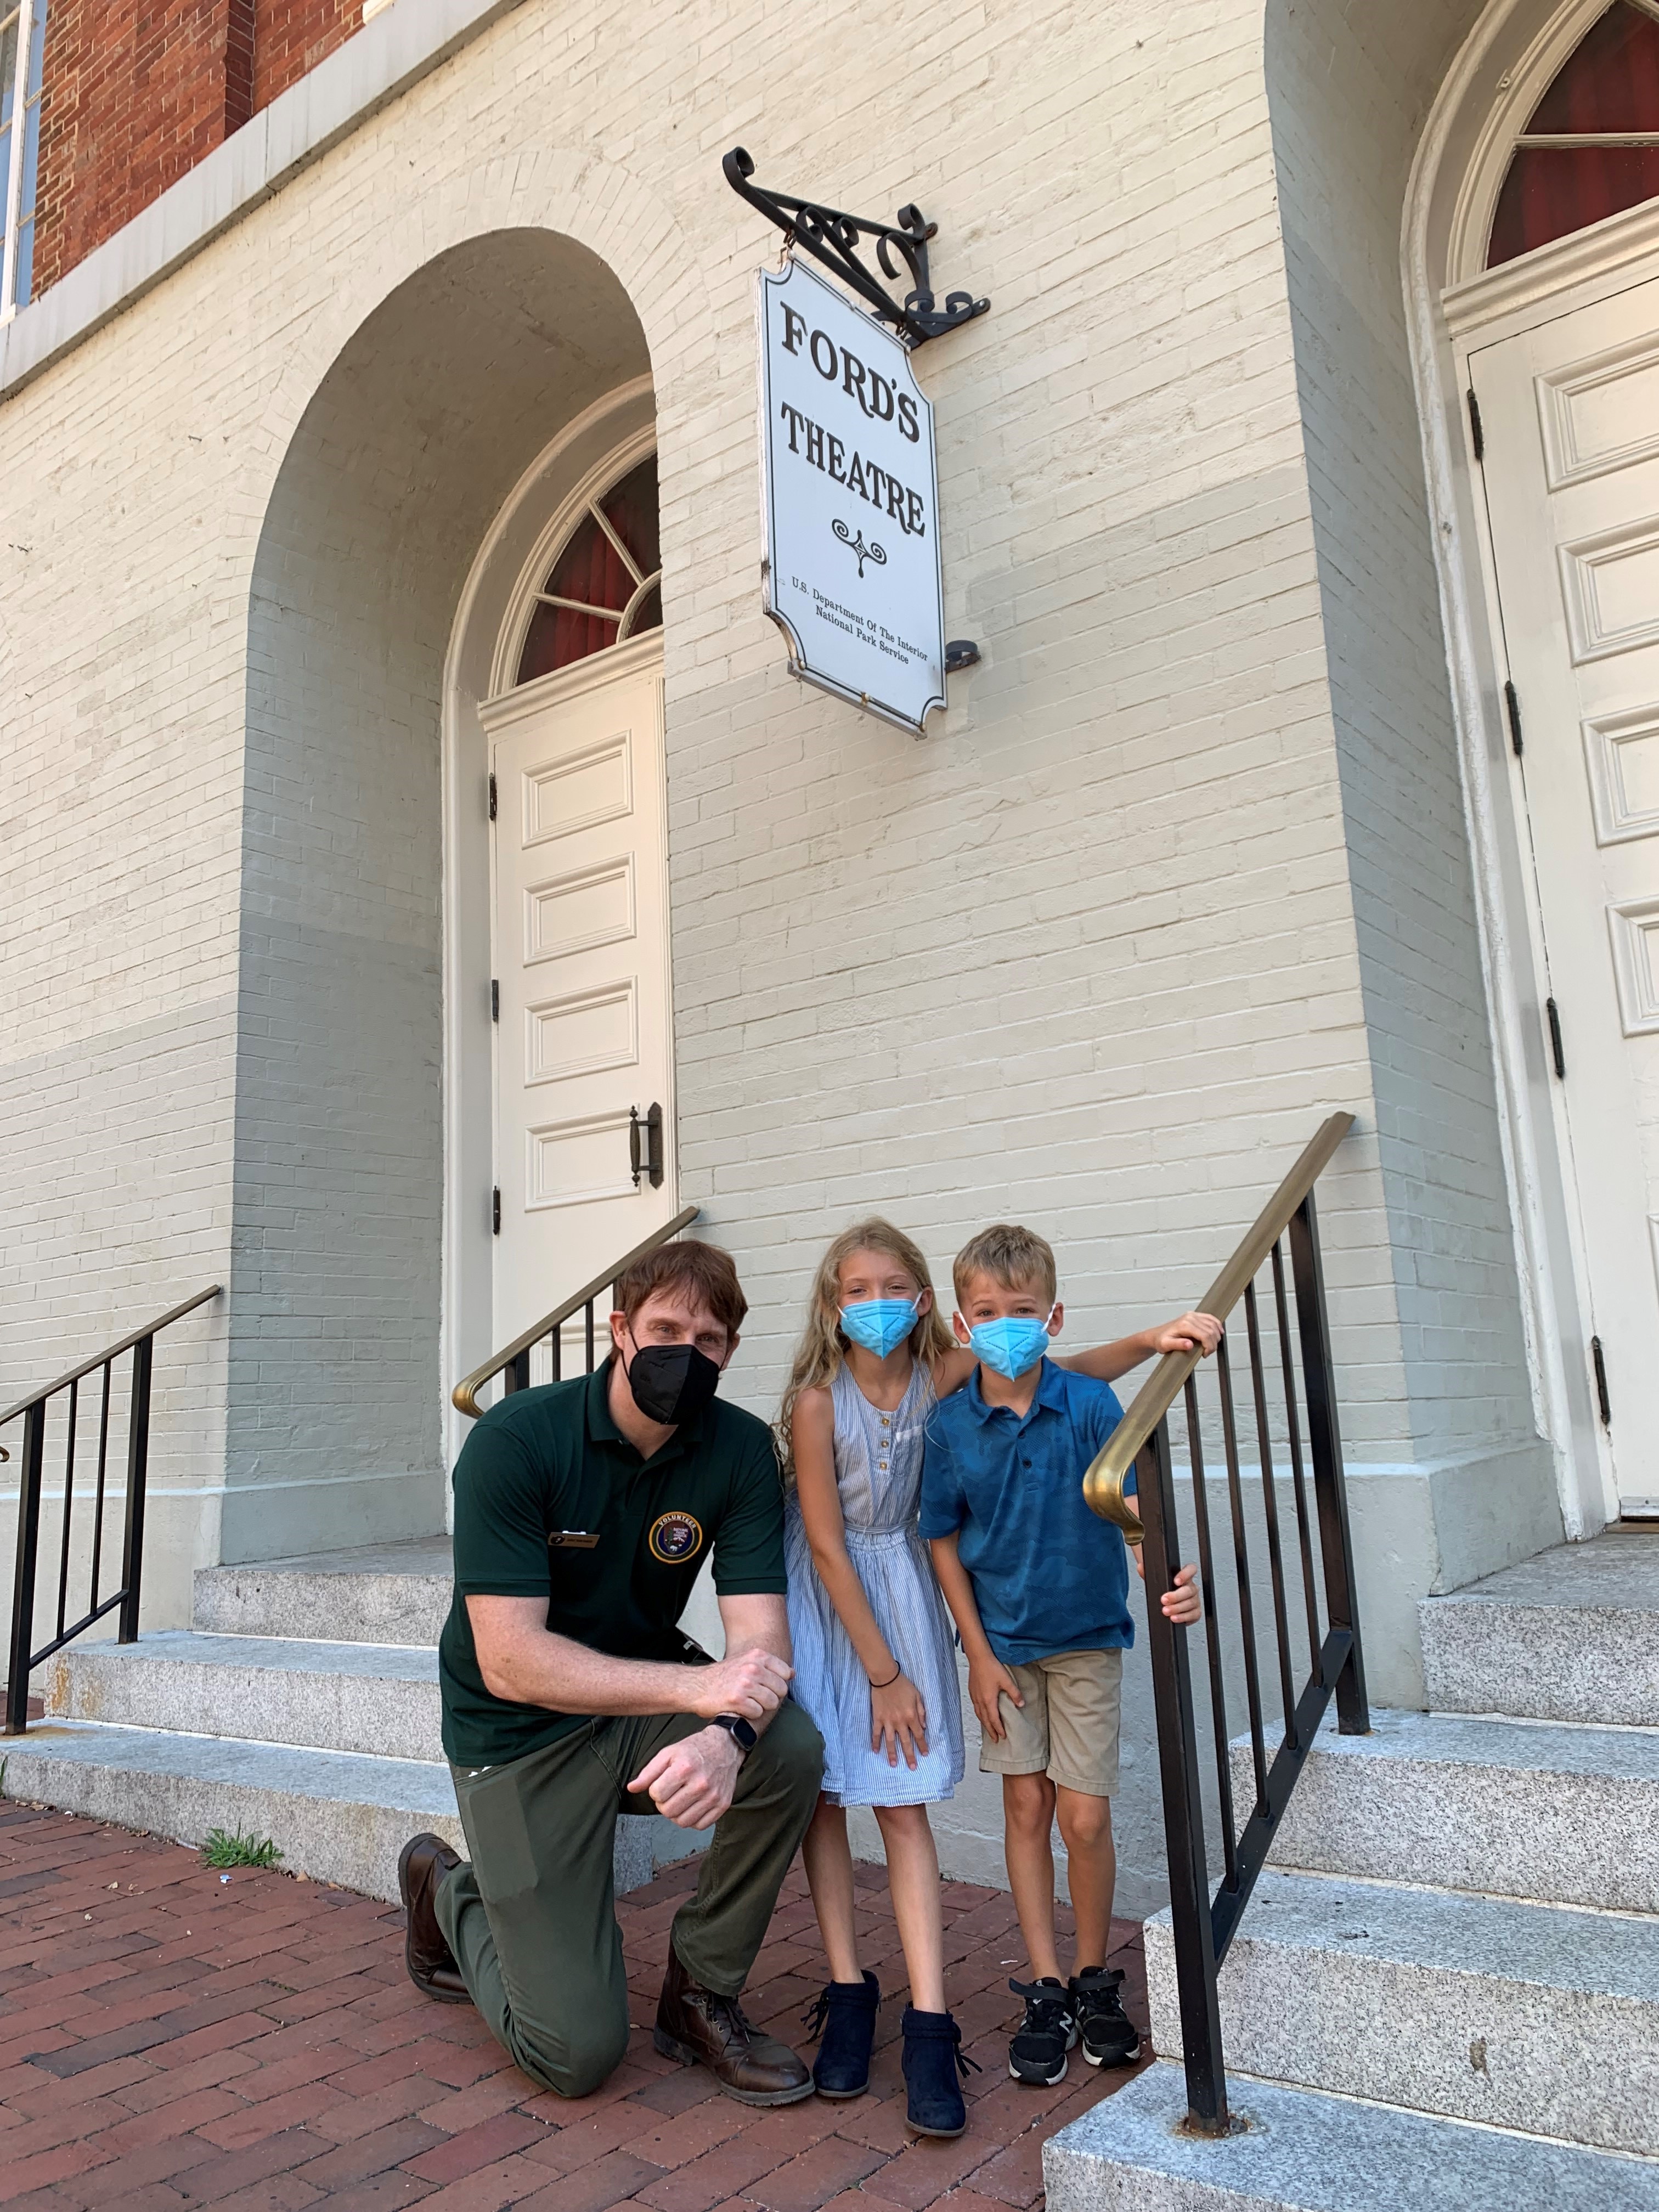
[{"x1": 547, "y1": 1529, "x2": 601, "y2": 1550}]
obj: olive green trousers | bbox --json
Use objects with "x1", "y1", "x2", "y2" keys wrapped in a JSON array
[{"x1": 435, "y1": 1701, "x2": 823, "y2": 2098}]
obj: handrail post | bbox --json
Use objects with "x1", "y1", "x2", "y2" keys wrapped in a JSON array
[
  {"x1": 1138, "y1": 1418, "x2": 1229, "y2": 2135},
  {"x1": 118, "y1": 1336, "x2": 154, "y2": 1645},
  {"x1": 1287, "y1": 1192, "x2": 1369, "y2": 1736},
  {"x1": 5, "y1": 1401, "x2": 47, "y2": 1735}
]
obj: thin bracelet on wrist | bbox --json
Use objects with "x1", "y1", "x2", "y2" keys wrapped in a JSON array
[{"x1": 868, "y1": 1663, "x2": 901, "y2": 1690}]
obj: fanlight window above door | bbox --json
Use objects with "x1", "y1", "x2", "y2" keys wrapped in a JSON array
[
  {"x1": 1489, "y1": 1, "x2": 1659, "y2": 265},
  {"x1": 515, "y1": 453, "x2": 662, "y2": 685}
]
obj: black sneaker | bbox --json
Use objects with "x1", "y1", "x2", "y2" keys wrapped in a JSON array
[
  {"x1": 1071, "y1": 1966, "x2": 1141, "y2": 2067},
  {"x1": 1007, "y1": 1976, "x2": 1076, "y2": 2085}
]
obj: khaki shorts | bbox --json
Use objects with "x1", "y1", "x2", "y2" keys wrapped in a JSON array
[{"x1": 979, "y1": 1647, "x2": 1122, "y2": 1798}]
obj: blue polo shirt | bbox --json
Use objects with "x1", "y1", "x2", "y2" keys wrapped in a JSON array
[{"x1": 918, "y1": 1360, "x2": 1132, "y2": 1666}]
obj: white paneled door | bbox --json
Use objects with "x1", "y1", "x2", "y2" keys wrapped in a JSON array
[
  {"x1": 481, "y1": 636, "x2": 676, "y2": 1361},
  {"x1": 1475, "y1": 279, "x2": 1659, "y2": 1515}
]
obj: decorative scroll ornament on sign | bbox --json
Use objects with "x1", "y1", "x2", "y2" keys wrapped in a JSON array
[{"x1": 722, "y1": 148, "x2": 989, "y2": 349}]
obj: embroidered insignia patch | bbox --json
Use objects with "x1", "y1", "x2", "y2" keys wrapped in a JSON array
[{"x1": 648, "y1": 1511, "x2": 704, "y2": 1564}]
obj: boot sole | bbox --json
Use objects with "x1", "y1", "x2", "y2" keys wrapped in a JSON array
[
  {"x1": 653, "y1": 2025, "x2": 815, "y2": 2106},
  {"x1": 813, "y1": 2081, "x2": 870, "y2": 2101},
  {"x1": 906, "y1": 2115, "x2": 967, "y2": 2137},
  {"x1": 397, "y1": 1835, "x2": 469, "y2": 2004}
]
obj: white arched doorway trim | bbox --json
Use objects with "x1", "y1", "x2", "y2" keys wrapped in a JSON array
[
  {"x1": 441, "y1": 376, "x2": 659, "y2": 1480},
  {"x1": 1404, "y1": 0, "x2": 1659, "y2": 1537}
]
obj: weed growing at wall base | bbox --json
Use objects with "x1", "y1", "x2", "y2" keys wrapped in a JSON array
[{"x1": 201, "y1": 1825, "x2": 283, "y2": 1869}]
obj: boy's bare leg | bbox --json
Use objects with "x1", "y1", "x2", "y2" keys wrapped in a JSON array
[
  {"x1": 802, "y1": 1796, "x2": 864, "y2": 1984},
  {"x1": 1054, "y1": 1784, "x2": 1115, "y2": 1971},
  {"x1": 872, "y1": 1803, "x2": 947, "y2": 2013},
  {"x1": 1002, "y1": 1772, "x2": 1063, "y2": 1981}
]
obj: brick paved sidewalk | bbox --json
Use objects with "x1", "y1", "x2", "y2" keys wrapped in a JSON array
[{"x1": 0, "y1": 1801, "x2": 1148, "y2": 2211}]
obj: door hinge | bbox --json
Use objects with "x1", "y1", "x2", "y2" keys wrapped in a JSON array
[
  {"x1": 1504, "y1": 680, "x2": 1523, "y2": 758},
  {"x1": 1468, "y1": 387, "x2": 1485, "y2": 462},
  {"x1": 1546, "y1": 997, "x2": 1566, "y2": 1080},
  {"x1": 488, "y1": 771, "x2": 498, "y2": 822},
  {"x1": 1590, "y1": 1335, "x2": 1611, "y2": 1427},
  {"x1": 491, "y1": 979, "x2": 499, "y2": 1023},
  {"x1": 492, "y1": 1186, "x2": 501, "y2": 1235}
]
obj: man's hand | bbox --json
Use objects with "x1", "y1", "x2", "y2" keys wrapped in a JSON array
[
  {"x1": 685, "y1": 1647, "x2": 794, "y2": 1722},
  {"x1": 967, "y1": 1650, "x2": 1023, "y2": 1742},
  {"x1": 628, "y1": 1728, "x2": 742, "y2": 1829},
  {"x1": 1131, "y1": 1549, "x2": 1203, "y2": 1626},
  {"x1": 1149, "y1": 1312, "x2": 1222, "y2": 1359}
]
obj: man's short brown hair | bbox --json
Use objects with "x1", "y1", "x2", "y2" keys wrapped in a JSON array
[
  {"x1": 952, "y1": 1223, "x2": 1058, "y2": 1307},
  {"x1": 614, "y1": 1240, "x2": 748, "y2": 1336}
]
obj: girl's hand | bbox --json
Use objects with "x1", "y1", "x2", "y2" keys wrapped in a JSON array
[
  {"x1": 1131, "y1": 1547, "x2": 1203, "y2": 1626},
  {"x1": 870, "y1": 1673, "x2": 929, "y2": 1768},
  {"x1": 967, "y1": 1651, "x2": 1023, "y2": 1742}
]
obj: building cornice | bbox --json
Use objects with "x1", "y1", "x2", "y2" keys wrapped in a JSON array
[{"x1": 0, "y1": 0, "x2": 529, "y2": 404}]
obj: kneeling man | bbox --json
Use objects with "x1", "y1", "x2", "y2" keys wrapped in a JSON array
[{"x1": 399, "y1": 1240, "x2": 823, "y2": 2104}]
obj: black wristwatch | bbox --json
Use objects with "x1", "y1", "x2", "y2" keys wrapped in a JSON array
[{"x1": 707, "y1": 1712, "x2": 758, "y2": 1757}]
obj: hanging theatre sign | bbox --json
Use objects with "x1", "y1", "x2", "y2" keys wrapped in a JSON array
[{"x1": 724, "y1": 150, "x2": 989, "y2": 736}]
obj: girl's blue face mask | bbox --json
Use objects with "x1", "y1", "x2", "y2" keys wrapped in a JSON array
[
  {"x1": 839, "y1": 1297, "x2": 920, "y2": 1358},
  {"x1": 966, "y1": 1308, "x2": 1055, "y2": 1380}
]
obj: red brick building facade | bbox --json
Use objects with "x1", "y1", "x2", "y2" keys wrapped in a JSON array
[{"x1": 29, "y1": 0, "x2": 356, "y2": 297}]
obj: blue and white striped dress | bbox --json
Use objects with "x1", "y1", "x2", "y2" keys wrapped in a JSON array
[{"x1": 785, "y1": 1362, "x2": 966, "y2": 1807}]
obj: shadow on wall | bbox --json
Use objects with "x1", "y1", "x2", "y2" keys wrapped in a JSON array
[{"x1": 230, "y1": 231, "x2": 652, "y2": 1567}]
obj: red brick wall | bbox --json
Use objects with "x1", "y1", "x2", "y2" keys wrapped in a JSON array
[{"x1": 30, "y1": 0, "x2": 356, "y2": 300}]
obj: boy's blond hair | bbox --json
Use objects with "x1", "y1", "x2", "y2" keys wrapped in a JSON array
[{"x1": 952, "y1": 1223, "x2": 1057, "y2": 1307}]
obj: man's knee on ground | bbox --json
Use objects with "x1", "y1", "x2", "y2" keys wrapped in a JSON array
[
  {"x1": 1001, "y1": 1771, "x2": 1056, "y2": 1835},
  {"x1": 510, "y1": 2001, "x2": 630, "y2": 2101},
  {"x1": 1055, "y1": 1786, "x2": 1113, "y2": 1851}
]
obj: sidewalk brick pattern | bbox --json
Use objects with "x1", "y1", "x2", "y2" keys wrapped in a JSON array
[{"x1": 0, "y1": 1804, "x2": 1148, "y2": 2210}]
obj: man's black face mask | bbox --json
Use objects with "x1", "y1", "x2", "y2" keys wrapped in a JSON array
[{"x1": 624, "y1": 1334, "x2": 723, "y2": 1426}]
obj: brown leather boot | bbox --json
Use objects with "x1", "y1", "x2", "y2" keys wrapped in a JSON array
[
  {"x1": 653, "y1": 1946, "x2": 813, "y2": 2105},
  {"x1": 397, "y1": 1832, "x2": 470, "y2": 2005}
]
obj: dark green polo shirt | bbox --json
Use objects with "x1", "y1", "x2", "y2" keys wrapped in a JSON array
[{"x1": 438, "y1": 1358, "x2": 787, "y2": 1767}]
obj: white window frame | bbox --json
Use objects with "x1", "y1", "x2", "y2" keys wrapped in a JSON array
[{"x1": 2, "y1": 0, "x2": 42, "y2": 323}]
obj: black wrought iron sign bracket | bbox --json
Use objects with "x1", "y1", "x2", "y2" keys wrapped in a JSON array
[{"x1": 723, "y1": 148, "x2": 989, "y2": 349}]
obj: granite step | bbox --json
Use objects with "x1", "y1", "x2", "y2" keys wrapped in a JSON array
[
  {"x1": 193, "y1": 1539, "x2": 453, "y2": 1646},
  {"x1": 1235, "y1": 1708, "x2": 1659, "y2": 1913},
  {"x1": 1420, "y1": 1533, "x2": 1659, "y2": 1726},
  {"x1": 1144, "y1": 1869, "x2": 1659, "y2": 2155},
  {"x1": 1043, "y1": 2062, "x2": 1659, "y2": 2211},
  {"x1": 44, "y1": 1631, "x2": 443, "y2": 1763}
]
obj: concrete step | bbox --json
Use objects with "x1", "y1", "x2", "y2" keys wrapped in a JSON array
[
  {"x1": 1420, "y1": 1533, "x2": 1659, "y2": 1726},
  {"x1": 1043, "y1": 2062, "x2": 1659, "y2": 2211},
  {"x1": 1144, "y1": 1870, "x2": 1659, "y2": 2155},
  {"x1": 1237, "y1": 1708, "x2": 1659, "y2": 1912},
  {"x1": 0, "y1": 1720, "x2": 671, "y2": 1901},
  {"x1": 193, "y1": 1539, "x2": 453, "y2": 1646},
  {"x1": 44, "y1": 1632, "x2": 443, "y2": 1762}
]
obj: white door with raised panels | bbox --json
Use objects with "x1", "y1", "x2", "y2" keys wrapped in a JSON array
[
  {"x1": 1474, "y1": 275, "x2": 1659, "y2": 1515},
  {"x1": 481, "y1": 634, "x2": 676, "y2": 1356}
]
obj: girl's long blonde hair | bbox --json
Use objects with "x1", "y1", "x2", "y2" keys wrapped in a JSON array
[{"x1": 777, "y1": 1218, "x2": 956, "y2": 1477}]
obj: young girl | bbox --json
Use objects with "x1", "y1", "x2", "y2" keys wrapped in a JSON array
[
  {"x1": 783, "y1": 1220, "x2": 1221, "y2": 2137},
  {"x1": 782, "y1": 1220, "x2": 972, "y2": 2138}
]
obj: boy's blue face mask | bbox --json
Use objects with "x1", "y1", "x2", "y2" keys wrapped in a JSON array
[
  {"x1": 966, "y1": 1308, "x2": 1055, "y2": 1380},
  {"x1": 839, "y1": 1297, "x2": 919, "y2": 1358}
]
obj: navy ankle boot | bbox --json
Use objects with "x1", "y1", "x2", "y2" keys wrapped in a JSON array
[
  {"x1": 803, "y1": 1971, "x2": 879, "y2": 2098},
  {"x1": 900, "y1": 2006, "x2": 975, "y2": 2137}
]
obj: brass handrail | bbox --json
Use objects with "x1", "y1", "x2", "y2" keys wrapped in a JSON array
[
  {"x1": 452, "y1": 1206, "x2": 701, "y2": 1417},
  {"x1": 1082, "y1": 1114, "x2": 1356, "y2": 1539}
]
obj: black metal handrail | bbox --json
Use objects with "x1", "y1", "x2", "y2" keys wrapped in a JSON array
[
  {"x1": 453, "y1": 1208, "x2": 700, "y2": 1418},
  {"x1": 3, "y1": 1285, "x2": 221, "y2": 1736},
  {"x1": 1082, "y1": 1114, "x2": 1368, "y2": 2135}
]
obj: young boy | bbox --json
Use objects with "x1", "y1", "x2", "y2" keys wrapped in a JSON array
[{"x1": 920, "y1": 1224, "x2": 1211, "y2": 2087}]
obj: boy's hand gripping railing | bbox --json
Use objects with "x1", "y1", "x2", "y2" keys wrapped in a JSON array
[
  {"x1": 1081, "y1": 1113, "x2": 1367, "y2": 2135},
  {"x1": 3, "y1": 1285, "x2": 221, "y2": 1736},
  {"x1": 452, "y1": 1208, "x2": 700, "y2": 1419}
]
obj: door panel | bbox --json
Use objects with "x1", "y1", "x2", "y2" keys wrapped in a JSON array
[
  {"x1": 1475, "y1": 277, "x2": 1659, "y2": 1514},
  {"x1": 483, "y1": 642, "x2": 675, "y2": 1363}
]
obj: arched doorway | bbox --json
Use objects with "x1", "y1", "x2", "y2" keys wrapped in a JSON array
[
  {"x1": 477, "y1": 433, "x2": 678, "y2": 1375},
  {"x1": 1417, "y1": 0, "x2": 1659, "y2": 1522}
]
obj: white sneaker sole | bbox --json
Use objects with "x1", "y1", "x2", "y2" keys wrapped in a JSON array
[{"x1": 1008, "y1": 2054, "x2": 1069, "y2": 2085}]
